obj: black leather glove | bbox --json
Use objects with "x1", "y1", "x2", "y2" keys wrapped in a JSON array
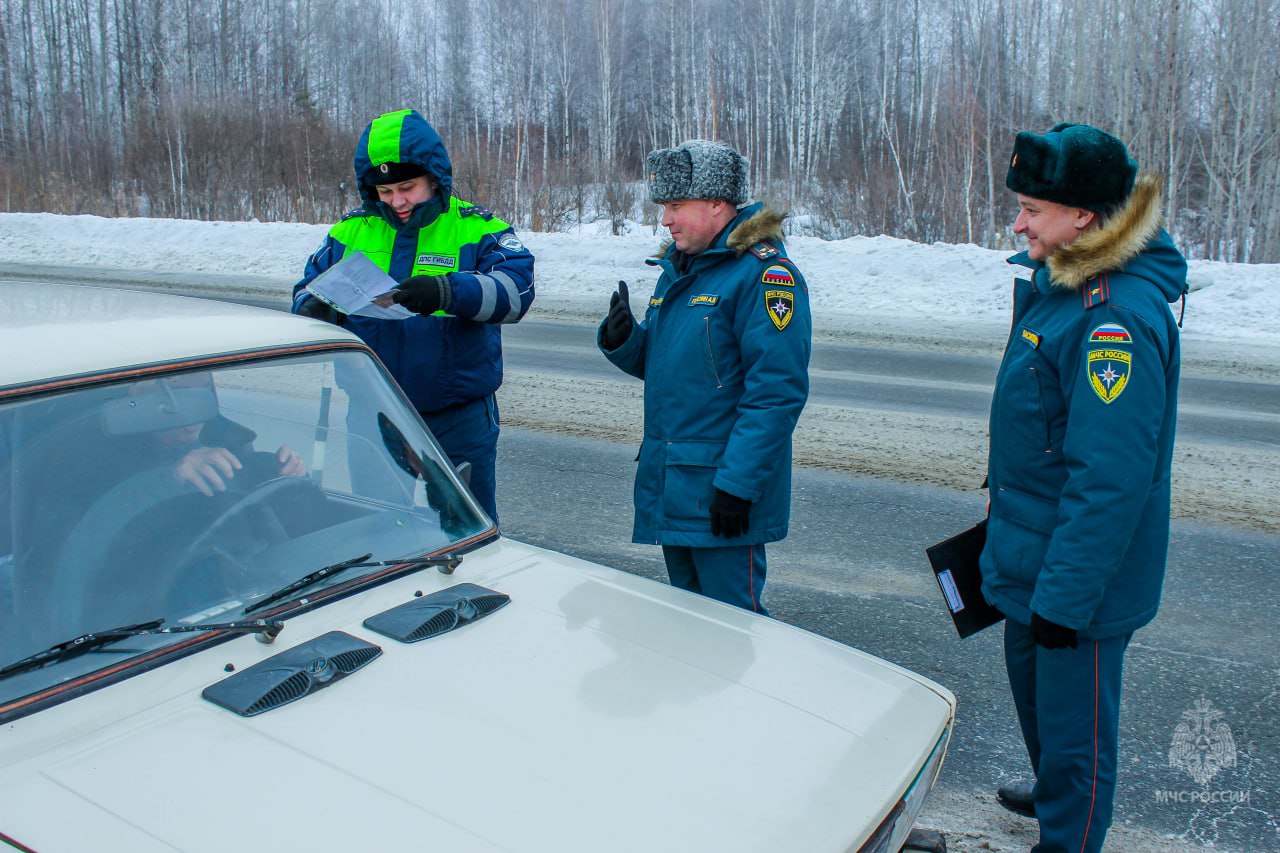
[
  {"x1": 1031, "y1": 612, "x2": 1079, "y2": 649},
  {"x1": 601, "y1": 281, "x2": 634, "y2": 350},
  {"x1": 296, "y1": 294, "x2": 344, "y2": 325},
  {"x1": 709, "y1": 488, "x2": 751, "y2": 538},
  {"x1": 392, "y1": 275, "x2": 453, "y2": 315}
]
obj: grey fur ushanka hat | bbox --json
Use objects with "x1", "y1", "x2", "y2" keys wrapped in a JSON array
[{"x1": 646, "y1": 140, "x2": 750, "y2": 205}]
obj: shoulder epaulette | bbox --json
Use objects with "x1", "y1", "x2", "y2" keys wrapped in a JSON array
[
  {"x1": 1081, "y1": 274, "x2": 1111, "y2": 310},
  {"x1": 338, "y1": 206, "x2": 368, "y2": 222},
  {"x1": 459, "y1": 204, "x2": 495, "y2": 220},
  {"x1": 747, "y1": 242, "x2": 781, "y2": 260}
]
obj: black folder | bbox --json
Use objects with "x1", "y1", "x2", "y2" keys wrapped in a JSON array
[{"x1": 926, "y1": 519, "x2": 1004, "y2": 638}]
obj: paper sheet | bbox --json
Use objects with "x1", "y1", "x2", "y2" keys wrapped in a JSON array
[{"x1": 306, "y1": 252, "x2": 414, "y2": 320}]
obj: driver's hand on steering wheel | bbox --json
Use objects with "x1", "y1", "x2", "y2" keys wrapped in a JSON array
[
  {"x1": 173, "y1": 446, "x2": 242, "y2": 496},
  {"x1": 275, "y1": 445, "x2": 307, "y2": 478}
]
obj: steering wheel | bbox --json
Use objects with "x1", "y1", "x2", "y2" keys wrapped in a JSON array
[
  {"x1": 50, "y1": 466, "x2": 320, "y2": 637},
  {"x1": 159, "y1": 475, "x2": 323, "y2": 612}
]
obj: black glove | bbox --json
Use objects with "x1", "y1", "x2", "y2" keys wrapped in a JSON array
[
  {"x1": 296, "y1": 294, "x2": 344, "y2": 325},
  {"x1": 709, "y1": 488, "x2": 751, "y2": 538},
  {"x1": 1031, "y1": 612, "x2": 1079, "y2": 649},
  {"x1": 601, "y1": 281, "x2": 634, "y2": 350},
  {"x1": 392, "y1": 275, "x2": 453, "y2": 315}
]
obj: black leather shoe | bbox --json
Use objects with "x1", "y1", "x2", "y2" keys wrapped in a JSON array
[{"x1": 996, "y1": 779, "x2": 1036, "y2": 818}]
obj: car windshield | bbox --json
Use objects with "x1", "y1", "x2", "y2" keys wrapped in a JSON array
[{"x1": 0, "y1": 350, "x2": 490, "y2": 697}]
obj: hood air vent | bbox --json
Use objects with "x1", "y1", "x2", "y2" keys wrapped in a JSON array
[
  {"x1": 363, "y1": 583, "x2": 510, "y2": 643},
  {"x1": 203, "y1": 631, "x2": 382, "y2": 716}
]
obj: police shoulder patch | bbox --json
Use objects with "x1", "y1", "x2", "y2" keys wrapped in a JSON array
[
  {"x1": 764, "y1": 289, "x2": 795, "y2": 330},
  {"x1": 497, "y1": 232, "x2": 525, "y2": 252},
  {"x1": 748, "y1": 242, "x2": 780, "y2": 260},
  {"x1": 1087, "y1": 348, "x2": 1132, "y2": 404},
  {"x1": 460, "y1": 204, "x2": 495, "y2": 220}
]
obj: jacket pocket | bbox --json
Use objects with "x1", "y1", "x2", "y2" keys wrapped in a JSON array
[
  {"x1": 1028, "y1": 366, "x2": 1053, "y2": 453},
  {"x1": 662, "y1": 440, "x2": 725, "y2": 524},
  {"x1": 990, "y1": 486, "x2": 1058, "y2": 586},
  {"x1": 703, "y1": 317, "x2": 724, "y2": 388}
]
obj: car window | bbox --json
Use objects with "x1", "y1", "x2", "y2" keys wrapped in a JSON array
[{"x1": 0, "y1": 350, "x2": 489, "y2": 692}]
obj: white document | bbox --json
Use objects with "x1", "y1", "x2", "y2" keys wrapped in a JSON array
[{"x1": 306, "y1": 252, "x2": 415, "y2": 319}]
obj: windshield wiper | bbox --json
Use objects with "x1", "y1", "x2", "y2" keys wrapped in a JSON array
[
  {"x1": 0, "y1": 618, "x2": 285, "y2": 681},
  {"x1": 244, "y1": 552, "x2": 463, "y2": 616}
]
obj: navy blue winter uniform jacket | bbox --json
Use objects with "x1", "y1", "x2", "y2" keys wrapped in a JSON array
[
  {"x1": 293, "y1": 109, "x2": 535, "y2": 414},
  {"x1": 981, "y1": 176, "x2": 1189, "y2": 638},
  {"x1": 599, "y1": 204, "x2": 812, "y2": 547}
]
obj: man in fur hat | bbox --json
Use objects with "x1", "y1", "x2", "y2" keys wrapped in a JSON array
[
  {"x1": 598, "y1": 140, "x2": 811, "y2": 614},
  {"x1": 981, "y1": 123, "x2": 1188, "y2": 851}
]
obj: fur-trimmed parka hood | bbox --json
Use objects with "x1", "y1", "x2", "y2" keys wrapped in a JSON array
[{"x1": 1043, "y1": 174, "x2": 1185, "y2": 299}]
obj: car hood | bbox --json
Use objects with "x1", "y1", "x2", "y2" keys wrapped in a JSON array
[{"x1": 0, "y1": 539, "x2": 953, "y2": 853}]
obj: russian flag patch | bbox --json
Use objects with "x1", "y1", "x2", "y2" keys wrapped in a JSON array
[
  {"x1": 762, "y1": 264, "x2": 794, "y2": 287},
  {"x1": 1089, "y1": 323, "x2": 1132, "y2": 344}
]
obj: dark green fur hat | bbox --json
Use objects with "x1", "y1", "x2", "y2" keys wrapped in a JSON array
[{"x1": 1005, "y1": 123, "x2": 1138, "y2": 214}]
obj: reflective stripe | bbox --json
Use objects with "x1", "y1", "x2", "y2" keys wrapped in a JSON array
[
  {"x1": 474, "y1": 274, "x2": 499, "y2": 321},
  {"x1": 492, "y1": 269, "x2": 524, "y2": 323}
]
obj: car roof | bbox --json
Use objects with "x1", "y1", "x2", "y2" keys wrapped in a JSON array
[{"x1": 0, "y1": 281, "x2": 358, "y2": 393}]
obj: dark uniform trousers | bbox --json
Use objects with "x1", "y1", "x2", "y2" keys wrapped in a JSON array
[
  {"x1": 1004, "y1": 619, "x2": 1132, "y2": 853},
  {"x1": 661, "y1": 544, "x2": 768, "y2": 615},
  {"x1": 421, "y1": 394, "x2": 500, "y2": 523}
]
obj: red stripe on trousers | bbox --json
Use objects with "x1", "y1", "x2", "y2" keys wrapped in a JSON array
[{"x1": 1079, "y1": 641, "x2": 1100, "y2": 853}]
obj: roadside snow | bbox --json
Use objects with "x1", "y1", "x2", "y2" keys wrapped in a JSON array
[{"x1": 2, "y1": 211, "x2": 1279, "y2": 361}]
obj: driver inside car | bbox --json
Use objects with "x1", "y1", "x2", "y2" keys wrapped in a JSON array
[{"x1": 105, "y1": 373, "x2": 308, "y2": 495}]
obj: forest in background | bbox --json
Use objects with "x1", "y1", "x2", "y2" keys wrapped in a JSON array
[{"x1": 1, "y1": 0, "x2": 1276, "y2": 262}]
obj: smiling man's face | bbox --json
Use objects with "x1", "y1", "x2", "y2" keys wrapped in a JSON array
[{"x1": 1012, "y1": 194, "x2": 1098, "y2": 261}]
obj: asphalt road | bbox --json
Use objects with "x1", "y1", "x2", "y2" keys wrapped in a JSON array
[{"x1": 502, "y1": 320, "x2": 1280, "y2": 449}]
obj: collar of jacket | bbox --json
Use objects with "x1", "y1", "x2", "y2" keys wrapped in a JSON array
[
  {"x1": 1007, "y1": 174, "x2": 1165, "y2": 291},
  {"x1": 366, "y1": 193, "x2": 449, "y2": 231},
  {"x1": 651, "y1": 202, "x2": 787, "y2": 271}
]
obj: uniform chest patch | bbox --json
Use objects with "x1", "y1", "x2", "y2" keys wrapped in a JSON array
[
  {"x1": 649, "y1": 296, "x2": 664, "y2": 309},
  {"x1": 498, "y1": 233, "x2": 525, "y2": 252},
  {"x1": 1087, "y1": 349, "x2": 1131, "y2": 404},
  {"x1": 689, "y1": 294, "x2": 719, "y2": 307},
  {"x1": 1089, "y1": 323, "x2": 1132, "y2": 344},
  {"x1": 765, "y1": 289, "x2": 794, "y2": 330},
  {"x1": 416, "y1": 253, "x2": 457, "y2": 268},
  {"x1": 762, "y1": 264, "x2": 794, "y2": 287},
  {"x1": 1021, "y1": 327, "x2": 1042, "y2": 349}
]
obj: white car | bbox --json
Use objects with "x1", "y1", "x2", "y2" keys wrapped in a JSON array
[{"x1": 0, "y1": 282, "x2": 955, "y2": 853}]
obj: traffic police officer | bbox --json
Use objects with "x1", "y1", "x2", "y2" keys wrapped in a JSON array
[
  {"x1": 981, "y1": 123, "x2": 1188, "y2": 851},
  {"x1": 293, "y1": 109, "x2": 535, "y2": 521},
  {"x1": 599, "y1": 140, "x2": 812, "y2": 614}
]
